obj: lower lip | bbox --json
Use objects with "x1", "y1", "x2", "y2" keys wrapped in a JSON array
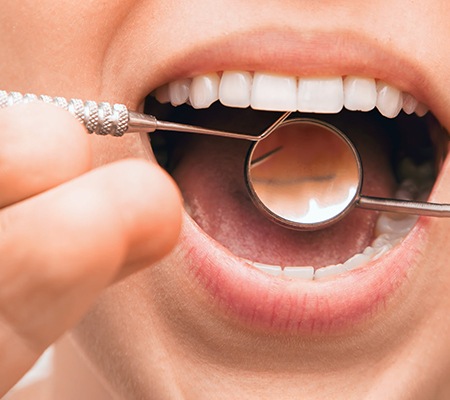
[{"x1": 180, "y1": 214, "x2": 426, "y2": 334}]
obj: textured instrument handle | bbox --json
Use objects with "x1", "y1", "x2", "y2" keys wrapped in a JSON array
[{"x1": 0, "y1": 90, "x2": 130, "y2": 137}]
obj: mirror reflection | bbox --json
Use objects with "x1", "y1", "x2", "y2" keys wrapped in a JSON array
[{"x1": 247, "y1": 119, "x2": 361, "y2": 228}]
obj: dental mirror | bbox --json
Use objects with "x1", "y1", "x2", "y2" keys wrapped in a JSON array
[
  {"x1": 245, "y1": 119, "x2": 361, "y2": 229},
  {"x1": 245, "y1": 118, "x2": 450, "y2": 230}
]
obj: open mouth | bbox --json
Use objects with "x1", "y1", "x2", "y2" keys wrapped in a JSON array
[
  {"x1": 142, "y1": 68, "x2": 448, "y2": 333},
  {"x1": 147, "y1": 72, "x2": 445, "y2": 273}
]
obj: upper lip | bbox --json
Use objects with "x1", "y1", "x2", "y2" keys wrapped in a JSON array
[
  {"x1": 103, "y1": 24, "x2": 450, "y2": 334},
  {"x1": 105, "y1": 27, "x2": 445, "y2": 123}
]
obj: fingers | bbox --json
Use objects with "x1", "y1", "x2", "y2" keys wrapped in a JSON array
[
  {"x1": 0, "y1": 103, "x2": 183, "y2": 393},
  {"x1": 0, "y1": 102, "x2": 92, "y2": 208},
  {"x1": 0, "y1": 158, "x2": 182, "y2": 392}
]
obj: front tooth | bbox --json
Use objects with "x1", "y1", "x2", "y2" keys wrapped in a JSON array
[
  {"x1": 343, "y1": 76, "x2": 377, "y2": 111},
  {"x1": 189, "y1": 72, "x2": 220, "y2": 109},
  {"x1": 253, "y1": 263, "x2": 282, "y2": 276},
  {"x1": 402, "y1": 93, "x2": 418, "y2": 115},
  {"x1": 376, "y1": 81, "x2": 403, "y2": 118},
  {"x1": 283, "y1": 266, "x2": 315, "y2": 280},
  {"x1": 219, "y1": 71, "x2": 252, "y2": 108},
  {"x1": 314, "y1": 264, "x2": 345, "y2": 279},
  {"x1": 169, "y1": 78, "x2": 191, "y2": 106},
  {"x1": 251, "y1": 72, "x2": 297, "y2": 111},
  {"x1": 344, "y1": 253, "x2": 371, "y2": 271},
  {"x1": 297, "y1": 76, "x2": 344, "y2": 113}
]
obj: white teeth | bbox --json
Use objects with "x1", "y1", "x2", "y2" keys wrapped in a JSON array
[
  {"x1": 283, "y1": 266, "x2": 315, "y2": 280},
  {"x1": 250, "y1": 72, "x2": 297, "y2": 111},
  {"x1": 297, "y1": 77, "x2": 344, "y2": 114},
  {"x1": 219, "y1": 71, "x2": 252, "y2": 108},
  {"x1": 374, "y1": 159, "x2": 434, "y2": 238},
  {"x1": 169, "y1": 78, "x2": 191, "y2": 106},
  {"x1": 314, "y1": 264, "x2": 345, "y2": 279},
  {"x1": 376, "y1": 81, "x2": 403, "y2": 118},
  {"x1": 250, "y1": 263, "x2": 314, "y2": 280},
  {"x1": 375, "y1": 213, "x2": 418, "y2": 237},
  {"x1": 343, "y1": 76, "x2": 377, "y2": 112},
  {"x1": 402, "y1": 93, "x2": 419, "y2": 115},
  {"x1": 343, "y1": 253, "x2": 370, "y2": 271},
  {"x1": 252, "y1": 263, "x2": 282, "y2": 276},
  {"x1": 363, "y1": 246, "x2": 376, "y2": 257},
  {"x1": 154, "y1": 85, "x2": 170, "y2": 104},
  {"x1": 189, "y1": 73, "x2": 220, "y2": 109},
  {"x1": 415, "y1": 102, "x2": 429, "y2": 117},
  {"x1": 155, "y1": 71, "x2": 426, "y2": 117},
  {"x1": 372, "y1": 244, "x2": 391, "y2": 260}
]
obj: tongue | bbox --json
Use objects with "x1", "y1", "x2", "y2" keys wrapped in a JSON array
[{"x1": 171, "y1": 113, "x2": 396, "y2": 267}]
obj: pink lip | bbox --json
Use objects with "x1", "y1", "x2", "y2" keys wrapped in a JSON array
[
  {"x1": 178, "y1": 214, "x2": 426, "y2": 334},
  {"x1": 116, "y1": 28, "x2": 447, "y2": 335},
  {"x1": 120, "y1": 29, "x2": 441, "y2": 117}
]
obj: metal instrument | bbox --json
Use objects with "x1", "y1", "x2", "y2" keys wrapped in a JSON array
[{"x1": 1, "y1": 89, "x2": 449, "y2": 230}]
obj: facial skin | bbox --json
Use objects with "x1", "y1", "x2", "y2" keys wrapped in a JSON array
[{"x1": 2, "y1": 1, "x2": 450, "y2": 399}]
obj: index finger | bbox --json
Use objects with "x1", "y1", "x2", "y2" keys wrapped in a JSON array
[{"x1": 0, "y1": 103, "x2": 92, "y2": 208}]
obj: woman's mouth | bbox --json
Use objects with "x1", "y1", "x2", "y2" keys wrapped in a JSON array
[
  {"x1": 141, "y1": 65, "x2": 448, "y2": 334},
  {"x1": 152, "y1": 72, "x2": 434, "y2": 270}
]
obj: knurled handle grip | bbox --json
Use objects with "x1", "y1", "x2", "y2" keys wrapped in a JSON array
[{"x1": 0, "y1": 90, "x2": 130, "y2": 137}]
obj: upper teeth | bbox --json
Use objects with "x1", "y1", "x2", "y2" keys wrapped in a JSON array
[{"x1": 155, "y1": 71, "x2": 428, "y2": 118}]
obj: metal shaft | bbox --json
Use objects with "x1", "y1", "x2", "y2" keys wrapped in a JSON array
[
  {"x1": 0, "y1": 90, "x2": 290, "y2": 139},
  {"x1": 358, "y1": 196, "x2": 450, "y2": 217}
]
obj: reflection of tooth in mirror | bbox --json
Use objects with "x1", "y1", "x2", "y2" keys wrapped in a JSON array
[{"x1": 247, "y1": 119, "x2": 361, "y2": 228}]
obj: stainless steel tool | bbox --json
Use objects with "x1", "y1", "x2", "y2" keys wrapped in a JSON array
[{"x1": 1, "y1": 89, "x2": 449, "y2": 230}]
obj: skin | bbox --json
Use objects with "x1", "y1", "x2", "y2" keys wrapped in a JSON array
[{"x1": 1, "y1": 0, "x2": 450, "y2": 399}]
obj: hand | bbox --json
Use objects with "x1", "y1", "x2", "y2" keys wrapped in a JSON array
[{"x1": 0, "y1": 103, "x2": 182, "y2": 395}]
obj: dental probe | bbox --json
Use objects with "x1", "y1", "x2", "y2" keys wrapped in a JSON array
[{"x1": 0, "y1": 90, "x2": 285, "y2": 140}]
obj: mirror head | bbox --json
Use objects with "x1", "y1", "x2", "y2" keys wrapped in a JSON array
[{"x1": 245, "y1": 118, "x2": 362, "y2": 230}]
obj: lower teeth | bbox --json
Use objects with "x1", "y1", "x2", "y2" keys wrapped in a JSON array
[{"x1": 243, "y1": 157, "x2": 434, "y2": 280}]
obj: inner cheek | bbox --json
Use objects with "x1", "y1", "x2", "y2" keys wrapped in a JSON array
[{"x1": 351, "y1": 130, "x2": 396, "y2": 198}]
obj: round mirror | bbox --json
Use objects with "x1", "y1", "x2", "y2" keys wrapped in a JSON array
[{"x1": 245, "y1": 118, "x2": 362, "y2": 229}]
